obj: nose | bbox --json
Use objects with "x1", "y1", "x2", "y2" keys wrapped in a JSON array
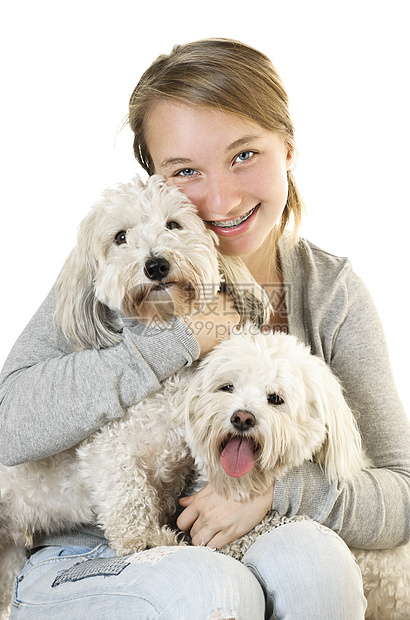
[
  {"x1": 230, "y1": 410, "x2": 256, "y2": 431},
  {"x1": 200, "y1": 173, "x2": 243, "y2": 219},
  {"x1": 144, "y1": 256, "x2": 170, "y2": 281}
]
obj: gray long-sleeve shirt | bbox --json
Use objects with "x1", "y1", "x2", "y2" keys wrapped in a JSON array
[{"x1": 1, "y1": 236, "x2": 409, "y2": 550}]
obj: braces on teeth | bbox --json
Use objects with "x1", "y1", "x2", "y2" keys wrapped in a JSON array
[{"x1": 209, "y1": 206, "x2": 257, "y2": 228}]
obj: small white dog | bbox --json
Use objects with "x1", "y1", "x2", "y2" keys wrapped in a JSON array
[
  {"x1": 54, "y1": 175, "x2": 268, "y2": 349},
  {"x1": 179, "y1": 329, "x2": 410, "y2": 620},
  {"x1": 0, "y1": 174, "x2": 269, "y2": 617}
]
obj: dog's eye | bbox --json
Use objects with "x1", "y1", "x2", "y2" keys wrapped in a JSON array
[
  {"x1": 114, "y1": 231, "x2": 127, "y2": 245},
  {"x1": 166, "y1": 220, "x2": 182, "y2": 230},
  {"x1": 267, "y1": 393, "x2": 284, "y2": 406},
  {"x1": 219, "y1": 384, "x2": 234, "y2": 393}
]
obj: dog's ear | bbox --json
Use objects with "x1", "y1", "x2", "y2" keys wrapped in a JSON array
[
  {"x1": 217, "y1": 252, "x2": 272, "y2": 326},
  {"x1": 171, "y1": 356, "x2": 213, "y2": 430},
  {"x1": 54, "y1": 211, "x2": 121, "y2": 350},
  {"x1": 305, "y1": 357, "x2": 366, "y2": 482}
]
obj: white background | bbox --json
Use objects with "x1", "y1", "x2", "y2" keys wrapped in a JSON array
[{"x1": 1, "y1": 1, "x2": 409, "y2": 415}]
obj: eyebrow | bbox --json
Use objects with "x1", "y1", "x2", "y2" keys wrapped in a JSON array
[
  {"x1": 159, "y1": 156, "x2": 194, "y2": 169},
  {"x1": 227, "y1": 134, "x2": 262, "y2": 152},
  {"x1": 159, "y1": 134, "x2": 263, "y2": 170}
]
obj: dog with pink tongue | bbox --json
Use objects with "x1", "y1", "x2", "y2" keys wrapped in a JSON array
[
  {"x1": 180, "y1": 328, "x2": 410, "y2": 620},
  {"x1": 181, "y1": 327, "x2": 363, "y2": 508}
]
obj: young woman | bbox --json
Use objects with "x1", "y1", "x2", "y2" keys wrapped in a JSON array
[{"x1": 1, "y1": 38, "x2": 409, "y2": 620}]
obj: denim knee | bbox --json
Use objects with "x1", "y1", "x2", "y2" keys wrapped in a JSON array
[
  {"x1": 242, "y1": 520, "x2": 367, "y2": 620},
  {"x1": 141, "y1": 546, "x2": 266, "y2": 619},
  {"x1": 11, "y1": 545, "x2": 265, "y2": 620}
]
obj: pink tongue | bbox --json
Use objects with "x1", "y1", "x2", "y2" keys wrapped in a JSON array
[{"x1": 220, "y1": 437, "x2": 255, "y2": 478}]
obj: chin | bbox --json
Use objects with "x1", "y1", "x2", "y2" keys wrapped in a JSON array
[{"x1": 218, "y1": 231, "x2": 275, "y2": 263}]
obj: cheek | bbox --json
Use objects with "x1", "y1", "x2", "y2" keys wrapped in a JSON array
[
  {"x1": 178, "y1": 186, "x2": 200, "y2": 207},
  {"x1": 167, "y1": 179, "x2": 205, "y2": 215},
  {"x1": 250, "y1": 164, "x2": 288, "y2": 205}
]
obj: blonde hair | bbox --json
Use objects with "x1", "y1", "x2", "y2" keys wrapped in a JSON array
[{"x1": 128, "y1": 38, "x2": 304, "y2": 245}]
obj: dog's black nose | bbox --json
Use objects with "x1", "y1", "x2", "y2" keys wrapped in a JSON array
[
  {"x1": 230, "y1": 410, "x2": 256, "y2": 431},
  {"x1": 144, "y1": 257, "x2": 170, "y2": 281}
]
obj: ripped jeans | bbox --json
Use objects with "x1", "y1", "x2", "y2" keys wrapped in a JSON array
[{"x1": 10, "y1": 521, "x2": 367, "y2": 620}]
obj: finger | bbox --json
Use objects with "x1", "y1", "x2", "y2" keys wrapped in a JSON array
[
  {"x1": 207, "y1": 530, "x2": 236, "y2": 551},
  {"x1": 179, "y1": 494, "x2": 195, "y2": 507},
  {"x1": 176, "y1": 503, "x2": 200, "y2": 533},
  {"x1": 191, "y1": 523, "x2": 222, "y2": 548}
]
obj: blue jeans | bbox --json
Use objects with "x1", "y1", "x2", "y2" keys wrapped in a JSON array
[{"x1": 10, "y1": 521, "x2": 366, "y2": 619}]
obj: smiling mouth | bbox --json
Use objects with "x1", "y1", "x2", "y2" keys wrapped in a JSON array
[{"x1": 207, "y1": 205, "x2": 258, "y2": 229}]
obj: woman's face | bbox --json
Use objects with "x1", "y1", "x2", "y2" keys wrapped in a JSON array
[{"x1": 145, "y1": 102, "x2": 293, "y2": 259}]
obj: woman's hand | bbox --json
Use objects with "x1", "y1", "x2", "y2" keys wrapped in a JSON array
[
  {"x1": 177, "y1": 483, "x2": 274, "y2": 550},
  {"x1": 185, "y1": 292, "x2": 240, "y2": 358}
]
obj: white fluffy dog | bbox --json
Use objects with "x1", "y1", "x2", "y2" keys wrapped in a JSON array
[
  {"x1": 0, "y1": 174, "x2": 269, "y2": 617},
  {"x1": 179, "y1": 329, "x2": 410, "y2": 620}
]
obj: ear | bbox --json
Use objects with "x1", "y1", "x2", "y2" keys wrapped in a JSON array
[
  {"x1": 285, "y1": 139, "x2": 296, "y2": 172},
  {"x1": 217, "y1": 252, "x2": 272, "y2": 326},
  {"x1": 54, "y1": 214, "x2": 121, "y2": 350},
  {"x1": 306, "y1": 357, "x2": 366, "y2": 481}
]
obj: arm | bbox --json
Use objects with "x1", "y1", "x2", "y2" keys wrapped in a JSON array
[
  {"x1": 0, "y1": 284, "x2": 200, "y2": 465},
  {"x1": 273, "y1": 267, "x2": 410, "y2": 549}
]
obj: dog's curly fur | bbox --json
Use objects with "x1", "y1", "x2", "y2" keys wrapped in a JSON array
[
  {"x1": 1, "y1": 176, "x2": 408, "y2": 620},
  {"x1": 0, "y1": 175, "x2": 270, "y2": 618}
]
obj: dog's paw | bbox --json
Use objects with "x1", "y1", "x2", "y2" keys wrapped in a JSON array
[
  {"x1": 111, "y1": 525, "x2": 184, "y2": 555},
  {"x1": 148, "y1": 525, "x2": 185, "y2": 548}
]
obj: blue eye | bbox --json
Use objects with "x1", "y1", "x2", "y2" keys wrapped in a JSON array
[
  {"x1": 175, "y1": 168, "x2": 196, "y2": 177},
  {"x1": 235, "y1": 151, "x2": 254, "y2": 162}
]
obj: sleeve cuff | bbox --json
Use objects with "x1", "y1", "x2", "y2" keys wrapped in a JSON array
[{"x1": 124, "y1": 318, "x2": 201, "y2": 382}]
